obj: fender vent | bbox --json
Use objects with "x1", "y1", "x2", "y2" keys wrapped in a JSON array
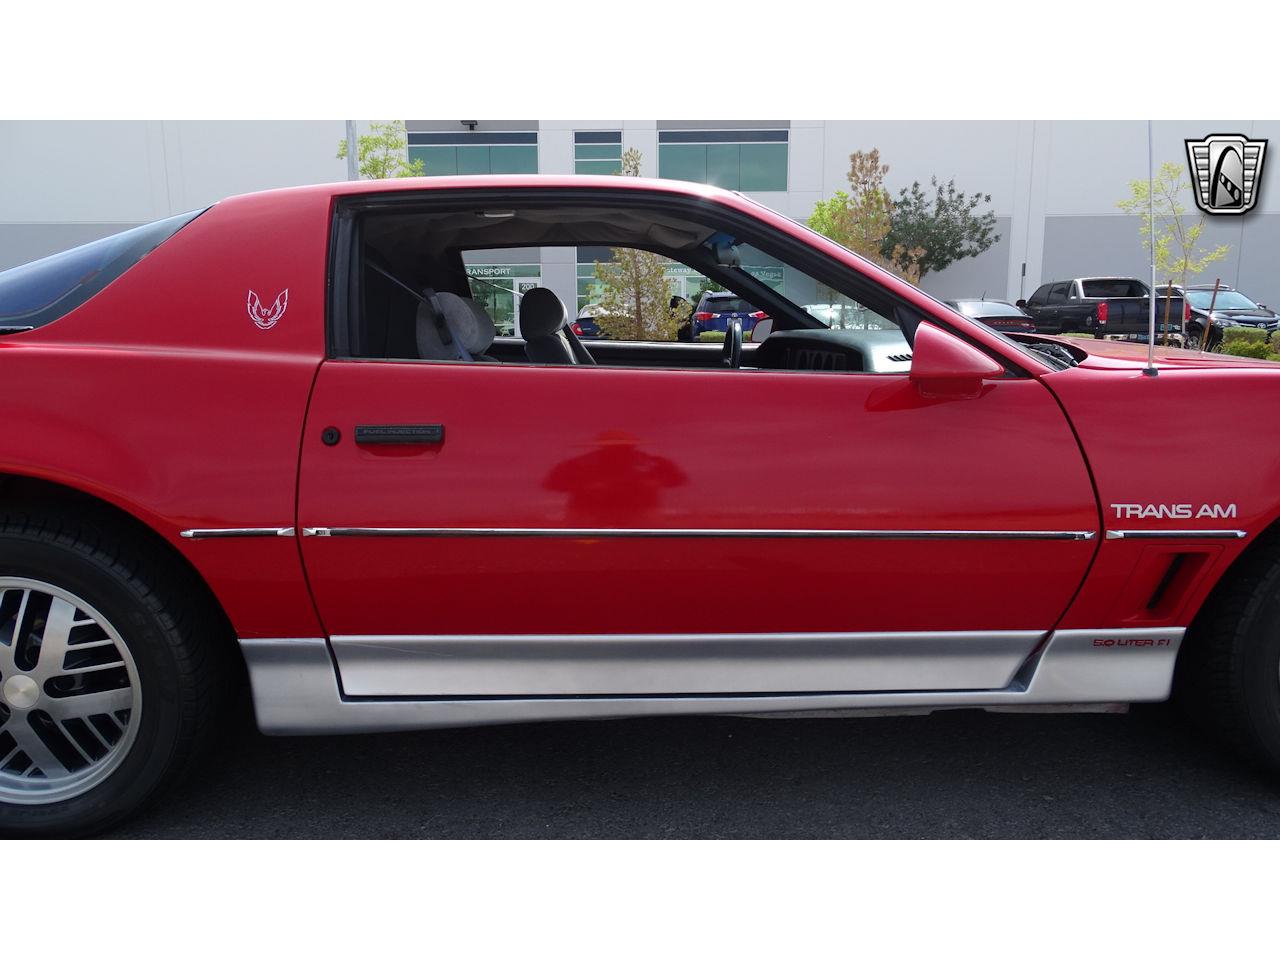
[
  {"x1": 1107, "y1": 546, "x2": 1218, "y2": 624},
  {"x1": 887, "y1": 352, "x2": 913, "y2": 363}
]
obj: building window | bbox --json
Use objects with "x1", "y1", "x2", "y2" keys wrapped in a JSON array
[
  {"x1": 463, "y1": 259, "x2": 541, "y2": 336},
  {"x1": 657, "y1": 129, "x2": 788, "y2": 191},
  {"x1": 409, "y1": 131, "x2": 538, "y2": 176},
  {"x1": 574, "y1": 131, "x2": 623, "y2": 175}
]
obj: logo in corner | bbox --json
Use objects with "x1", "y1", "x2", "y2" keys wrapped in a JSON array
[
  {"x1": 1185, "y1": 134, "x2": 1267, "y2": 215},
  {"x1": 247, "y1": 289, "x2": 288, "y2": 330}
]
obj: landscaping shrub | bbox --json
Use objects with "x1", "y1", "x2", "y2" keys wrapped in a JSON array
[{"x1": 1224, "y1": 326, "x2": 1268, "y2": 345}]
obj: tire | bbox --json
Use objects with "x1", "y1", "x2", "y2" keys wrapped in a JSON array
[
  {"x1": 1176, "y1": 536, "x2": 1280, "y2": 772},
  {"x1": 0, "y1": 509, "x2": 229, "y2": 836}
]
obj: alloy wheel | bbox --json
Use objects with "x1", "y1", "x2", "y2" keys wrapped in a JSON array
[{"x1": 0, "y1": 578, "x2": 141, "y2": 805}]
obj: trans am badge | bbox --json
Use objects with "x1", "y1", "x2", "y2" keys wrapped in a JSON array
[
  {"x1": 247, "y1": 289, "x2": 288, "y2": 330},
  {"x1": 1185, "y1": 135, "x2": 1267, "y2": 215}
]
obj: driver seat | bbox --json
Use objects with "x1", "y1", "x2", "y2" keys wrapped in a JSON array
[{"x1": 520, "y1": 287, "x2": 595, "y2": 365}]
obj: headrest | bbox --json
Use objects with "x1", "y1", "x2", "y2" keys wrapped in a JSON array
[
  {"x1": 519, "y1": 287, "x2": 568, "y2": 340},
  {"x1": 416, "y1": 292, "x2": 496, "y2": 360}
]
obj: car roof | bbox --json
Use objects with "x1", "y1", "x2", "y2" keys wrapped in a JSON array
[{"x1": 227, "y1": 173, "x2": 748, "y2": 207}]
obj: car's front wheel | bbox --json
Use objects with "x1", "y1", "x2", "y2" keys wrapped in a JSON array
[
  {"x1": 1177, "y1": 537, "x2": 1280, "y2": 772},
  {"x1": 0, "y1": 510, "x2": 228, "y2": 836}
]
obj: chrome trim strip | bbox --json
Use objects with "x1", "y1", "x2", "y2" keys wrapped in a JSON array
[
  {"x1": 239, "y1": 627, "x2": 1184, "y2": 736},
  {"x1": 1104, "y1": 529, "x2": 1247, "y2": 540},
  {"x1": 180, "y1": 527, "x2": 296, "y2": 539},
  {"x1": 300, "y1": 526, "x2": 1096, "y2": 541},
  {"x1": 330, "y1": 630, "x2": 1045, "y2": 698}
]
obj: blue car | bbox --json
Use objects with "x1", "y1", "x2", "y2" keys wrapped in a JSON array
[
  {"x1": 692, "y1": 291, "x2": 767, "y2": 336},
  {"x1": 572, "y1": 305, "x2": 604, "y2": 339}
]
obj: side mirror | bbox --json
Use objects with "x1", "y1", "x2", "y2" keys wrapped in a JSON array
[
  {"x1": 909, "y1": 322, "x2": 1005, "y2": 399},
  {"x1": 1015, "y1": 299, "x2": 1028, "y2": 309},
  {"x1": 750, "y1": 317, "x2": 773, "y2": 342}
]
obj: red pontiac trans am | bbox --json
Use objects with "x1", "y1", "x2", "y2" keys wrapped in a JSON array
[{"x1": 1, "y1": 175, "x2": 1278, "y2": 835}]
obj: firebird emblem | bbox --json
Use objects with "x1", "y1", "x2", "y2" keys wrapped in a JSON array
[{"x1": 246, "y1": 289, "x2": 288, "y2": 330}]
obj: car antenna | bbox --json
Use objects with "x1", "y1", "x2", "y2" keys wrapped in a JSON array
[{"x1": 1144, "y1": 120, "x2": 1158, "y2": 377}]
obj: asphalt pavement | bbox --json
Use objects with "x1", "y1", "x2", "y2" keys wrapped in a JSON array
[{"x1": 108, "y1": 704, "x2": 1280, "y2": 838}]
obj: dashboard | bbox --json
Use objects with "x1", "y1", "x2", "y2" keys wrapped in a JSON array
[{"x1": 751, "y1": 329, "x2": 914, "y2": 374}]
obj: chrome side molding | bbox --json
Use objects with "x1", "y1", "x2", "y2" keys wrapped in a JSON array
[
  {"x1": 298, "y1": 526, "x2": 1097, "y2": 540},
  {"x1": 239, "y1": 627, "x2": 1184, "y2": 736},
  {"x1": 181, "y1": 527, "x2": 296, "y2": 539},
  {"x1": 1104, "y1": 529, "x2": 1247, "y2": 540}
]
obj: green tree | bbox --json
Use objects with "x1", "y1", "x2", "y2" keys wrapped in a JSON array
[
  {"x1": 1117, "y1": 160, "x2": 1230, "y2": 341},
  {"x1": 883, "y1": 176, "x2": 999, "y2": 280},
  {"x1": 807, "y1": 149, "x2": 924, "y2": 283},
  {"x1": 591, "y1": 148, "x2": 684, "y2": 341},
  {"x1": 336, "y1": 120, "x2": 425, "y2": 179}
]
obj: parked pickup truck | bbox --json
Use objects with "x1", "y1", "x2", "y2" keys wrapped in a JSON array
[{"x1": 1017, "y1": 277, "x2": 1187, "y2": 339}]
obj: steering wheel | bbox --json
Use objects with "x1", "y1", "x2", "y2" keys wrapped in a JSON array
[{"x1": 721, "y1": 319, "x2": 742, "y2": 369}]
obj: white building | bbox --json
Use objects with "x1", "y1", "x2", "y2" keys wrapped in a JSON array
[{"x1": 3, "y1": 120, "x2": 1277, "y2": 327}]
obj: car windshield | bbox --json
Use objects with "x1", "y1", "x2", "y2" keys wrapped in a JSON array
[
  {"x1": 954, "y1": 300, "x2": 1023, "y2": 318},
  {"x1": 0, "y1": 210, "x2": 204, "y2": 329},
  {"x1": 1186, "y1": 290, "x2": 1260, "y2": 311}
]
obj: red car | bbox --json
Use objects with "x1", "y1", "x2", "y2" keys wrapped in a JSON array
[{"x1": 2, "y1": 174, "x2": 1279, "y2": 836}]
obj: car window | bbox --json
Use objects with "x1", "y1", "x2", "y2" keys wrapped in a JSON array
[
  {"x1": 1047, "y1": 283, "x2": 1069, "y2": 304},
  {"x1": 1080, "y1": 279, "x2": 1147, "y2": 298},
  {"x1": 575, "y1": 242, "x2": 901, "y2": 344},
  {"x1": 1028, "y1": 284, "x2": 1051, "y2": 305},
  {"x1": 0, "y1": 210, "x2": 204, "y2": 330},
  {"x1": 344, "y1": 196, "x2": 921, "y2": 373},
  {"x1": 698, "y1": 296, "x2": 757, "y2": 314}
]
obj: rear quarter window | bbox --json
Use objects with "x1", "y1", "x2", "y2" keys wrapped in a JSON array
[{"x1": 0, "y1": 210, "x2": 204, "y2": 331}]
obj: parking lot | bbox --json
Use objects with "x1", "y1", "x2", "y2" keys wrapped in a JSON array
[{"x1": 110, "y1": 707, "x2": 1280, "y2": 839}]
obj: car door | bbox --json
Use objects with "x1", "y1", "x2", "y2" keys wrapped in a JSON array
[
  {"x1": 296, "y1": 348, "x2": 1099, "y2": 700},
  {"x1": 1036, "y1": 282, "x2": 1070, "y2": 331}
]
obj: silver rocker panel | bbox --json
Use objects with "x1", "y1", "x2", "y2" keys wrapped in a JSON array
[
  {"x1": 240, "y1": 628, "x2": 1184, "y2": 736},
  {"x1": 328, "y1": 631, "x2": 1044, "y2": 697}
]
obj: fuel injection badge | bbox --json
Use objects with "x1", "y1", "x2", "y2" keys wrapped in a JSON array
[{"x1": 1110, "y1": 503, "x2": 1238, "y2": 520}]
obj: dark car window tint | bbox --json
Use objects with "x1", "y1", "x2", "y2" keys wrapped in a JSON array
[
  {"x1": 1080, "y1": 279, "x2": 1146, "y2": 298},
  {"x1": 1028, "y1": 284, "x2": 1051, "y2": 304},
  {"x1": 0, "y1": 210, "x2": 204, "y2": 330},
  {"x1": 1047, "y1": 283, "x2": 1069, "y2": 304}
]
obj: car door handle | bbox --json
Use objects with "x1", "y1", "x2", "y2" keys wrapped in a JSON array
[{"x1": 354, "y1": 424, "x2": 445, "y2": 445}]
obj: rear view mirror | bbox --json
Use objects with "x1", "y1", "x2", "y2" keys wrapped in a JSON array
[
  {"x1": 909, "y1": 322, "x2": 1004, "y2": 399},
  {"x1": 706, "y1": 237, "x2": 741, "y2": 267}
]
